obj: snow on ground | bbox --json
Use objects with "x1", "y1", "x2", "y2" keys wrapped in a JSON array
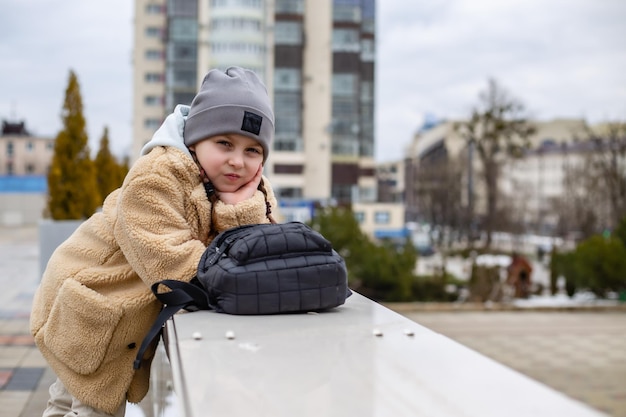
[{"x1": 416, "y1": 252, "x2": 622, "y2": 307}]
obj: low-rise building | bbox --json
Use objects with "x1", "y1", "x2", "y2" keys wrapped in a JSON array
[
  {"x1": 0, "y1": 120, "x2": 53, "y2": 226},
  {"x1": 404, "y1": 118, "x2": 606, "y2": 236}
]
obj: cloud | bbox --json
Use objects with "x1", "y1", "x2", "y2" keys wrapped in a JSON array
[
  {"x1": 375, "y1": 0, "x2": 626, "y2": 162},
  {"x1": 1, "y1": 0, "x2": 625, "y2": 163},
  {"x1": 0, "y1": 0, "x2": 133, "y2": 155}
]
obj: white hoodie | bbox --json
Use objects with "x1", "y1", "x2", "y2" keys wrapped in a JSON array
[{"x1": 140, "y1": 104, "x2": 192, "y2": 157}]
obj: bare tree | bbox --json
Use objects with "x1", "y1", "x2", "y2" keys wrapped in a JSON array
[
  {"x1": 581, "y1": 121, "x2": 626, "y2": 230},
  {"x1": 553, "y1": 120, "x2": 626, "y2": 239},
  {"x1": 417, "y1": 157, "x2": 465, "y2": 247},
  {"x1": 456, "y1": 79, "x2": 536, "y2": 248},
  {"x1": 556, "y1": 147, "x2": 601, "y2": 239}
]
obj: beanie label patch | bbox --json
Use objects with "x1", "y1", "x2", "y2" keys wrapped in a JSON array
[{"x1": 241, "y1": 111, "x2": 262, "y2": 136}]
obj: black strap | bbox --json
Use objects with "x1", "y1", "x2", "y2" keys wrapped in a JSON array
[{"x1": 134, "y1": 279, "x2": 210, "y2": 369}]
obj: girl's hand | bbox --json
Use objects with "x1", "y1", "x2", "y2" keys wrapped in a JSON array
[{"x1": 217, "y1": 165, "x2": 263, "y2": 205}]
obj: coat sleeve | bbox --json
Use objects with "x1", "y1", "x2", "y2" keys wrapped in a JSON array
[
  {"x1": 113, "y1": 150, "x2": 207, "y2": 286},
  {"x1": 211, "y1": 175, "x2": 278, "y2": 231}
]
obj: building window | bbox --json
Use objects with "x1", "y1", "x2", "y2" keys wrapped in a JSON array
[
  {"x1": 274, "y1": 134, "x2": 302, "y2": 151},
  {"x1": 172, "y1": 92, "x2": 196, "y2": 107},
  {"x1": 170, "y1": 18, "x2": 198, "y2": 41},
  {"x1": 144, "y1": 118, "x2": 161, "y2": 129},
  {"x1": 274, "y1": 92, "x2": 301, "y2": 134},
  {"x1": 361, "y1": 39, "x2": 375, "y2": 61},
  {"x1": 354, "y1": 211, "x2": 365, "y2": 224},
  {"x1": 26, "y1": 141, "x2": 34, "y2": 151},
  {"x1": 146, "y1": 49, "x2": 163, "y2": 60},
  {"x1": 168, "y1": 42, "x2": 197, "y2": 61},
  {"x1": 333, "y1": 73, "x2": 357, "y2": 96},
  {"x1": 332, "y1": 138, "x2": 359, "y2": 156},
  {"x1": 275, "y1": 0, "x2": 304, "y2": 14},
  {"x1": 145, "y1": 27, "x2": 162, "y2": 38},
  {"x1": 277, "y1": 187, "x2": 303, "y2": 199},
  {"x1": 144, "y1": 96, "x2": 162, "y2": 106},
  {"x1": 274, "y1": 164, "x2": 304, "y2": 174},
  {"x1": 211, "y1": 42, "x2": 263, "y2": 55},
  {"x1": 275, "y1": 21, "x2": 302, "y2": 45},
  {"x1": 26, "y1": 163, "x2": 35, "y2": 173},
  {"x1": 211, "y1": 18, "x2": 261, "y2": 32},
  {"x1": 359, "y1": 187, "x2": 376, "y2": 203},
  {"x1": 332, "y1": 184, "x2": 353, "y2": 203},
  {"x1": 362, "y1": 18, "x2": 375, "y2": 34},
  {"x1": 360, "y1": 136, "x2": 374, "y2": 157},
  {"x1": 6, "y1": 141, "x2": 13, "y2": 156},
  {"x1": 333, "y1": 4, "x2": 361, "y2": 22},
  {"x1": 146, "y1": 4, "x2": 164, "y2": 14},
  {"x1": 168, "y1": 67, "x2": 196, "y2": 88},
  {"x1": 169, "y1": 0, "x2": 197, "y2": 15},
  {"x1": 374, "y1": 211, "x2": 390, "y2": 224},
  {"x1": 145, "y1": 72, "x2": 164, "y2": 83},
  {"x1": 360, "y1": 81, "x2": 374, "y2": 101},
  {"x1": 274, "y1": 70, "x2": 302, "y2": 139},
  {"x1": 332, "y1": 29, "x2": 360, "y2": 52},
  {"x1": 275, "y1": 68, "x2": 301, "y2": 91},
  {"x1": 211, "y1": 0, "x2": 262, "y2": 7}
]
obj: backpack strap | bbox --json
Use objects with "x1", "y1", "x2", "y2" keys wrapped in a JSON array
[{"x1": 134, "y1": 279, "x2": 210, "y2": 370}]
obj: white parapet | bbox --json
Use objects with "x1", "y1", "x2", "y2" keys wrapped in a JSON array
[{"x1": 165, "y1": 292, "x2": 608, "y2": 417}]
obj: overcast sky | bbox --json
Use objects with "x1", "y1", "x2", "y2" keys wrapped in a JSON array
[{"x1": 1, "y1": 0, "x2": 625, "y2": 163}]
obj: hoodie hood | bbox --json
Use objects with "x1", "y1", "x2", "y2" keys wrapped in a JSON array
[{"x1": 140, "y1": 104, "x2": 192, "y2": 157}]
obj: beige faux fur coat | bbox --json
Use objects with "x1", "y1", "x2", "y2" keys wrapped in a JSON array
[{"x1": 30, "y1": 143, "x2": 276, "y2": 414}]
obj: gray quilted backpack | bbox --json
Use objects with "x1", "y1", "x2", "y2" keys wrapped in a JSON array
[
  {"x1": 198, "y1": 221, "x2": 350, "y2": 314},
  {"x1": 134, "y1": 222, "x2": 350, "y2": 369}
]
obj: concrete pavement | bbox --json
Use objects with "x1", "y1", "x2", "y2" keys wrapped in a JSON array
[
  {"x1": 402, "y1": 310, "x2": 626, "y2": 417},
  {"x1": 1, "y1": 225, "x2": 624, "y2": 417},
  {"x1": 0, "y1": 225, "x2": 52, "y2": 417}
]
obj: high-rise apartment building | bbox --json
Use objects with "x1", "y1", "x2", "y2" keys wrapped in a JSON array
[{"x1": 132, "y1": 0, "x2": 375, "y2": 206}]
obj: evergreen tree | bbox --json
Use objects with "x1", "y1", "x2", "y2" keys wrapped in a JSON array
[
  {"x1": 121, "y1": 157, "x2": 130, "y2": 179},
  {"x1": 571, "y1": 235, "x2": 626, "y2": 295},
  {"x1": 309, "y1": 206, "x2": 416, "y2": 301},
  {"x1": 46, "y1": 70, "x2": 100, "y2": 220},
  {"x1": 615, "y1": 215, "x2": 626, "y2": 247},
  {"x1": 94, "y1": 126, "x2": 126, "y2": 205}
]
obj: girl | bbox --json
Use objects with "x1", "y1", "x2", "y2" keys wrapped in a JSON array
[{"x1": 31, "y1": 67, "x2": 277, "y2": 416}]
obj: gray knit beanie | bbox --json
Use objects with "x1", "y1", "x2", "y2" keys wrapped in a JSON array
[{"x1": 184, "y1": 67, "x2": 274, "y2": 162}]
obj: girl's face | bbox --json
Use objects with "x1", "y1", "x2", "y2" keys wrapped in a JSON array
[{"x1": 191, "y1": 133, "x2": 264, "y2": 193}]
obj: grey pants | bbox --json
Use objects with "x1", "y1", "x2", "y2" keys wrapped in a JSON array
[{"x1": 42, "y1": 378, "x2": 126, "y2": 417}]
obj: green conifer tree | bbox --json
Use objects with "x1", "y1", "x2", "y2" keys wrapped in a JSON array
[
  {"x1": 46, "y1": 70, "x2": 100, "y2": 220},
  {"x1": 309, "y1": 206, "x2": 416, "y2": 301},
  {"x1": 94, "y1": 126, "x2": 126, "y2": 205},
  {"x1": 120, "y1": 156, "x2": 130, "y2": 179}
]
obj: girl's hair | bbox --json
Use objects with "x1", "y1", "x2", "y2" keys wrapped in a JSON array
[{"x1": 258, "y1": 179, "x2": 276, "y2": 224}]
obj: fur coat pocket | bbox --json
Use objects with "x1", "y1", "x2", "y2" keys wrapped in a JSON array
[{"x1": 39, "y1": 278, "x2": 124, "y2": 375}]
